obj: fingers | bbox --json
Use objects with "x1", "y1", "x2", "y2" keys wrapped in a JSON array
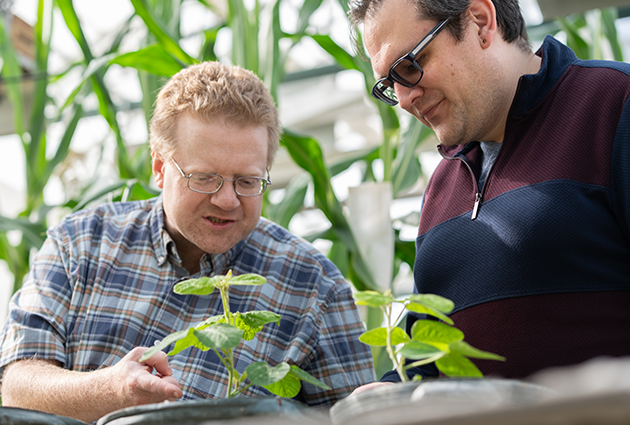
[
  {"x1": 140, "y1": 349, "x2": 173, "y2": 377},
  {"x1": 350, "y1": 381, "x2": 395, "y2": 396},
  {"x1": 121, "y1": 347, "x2": 183, "y2": 404},
  {"x1": 135, "y1": 369, "x2": 182, "y2": 401}
]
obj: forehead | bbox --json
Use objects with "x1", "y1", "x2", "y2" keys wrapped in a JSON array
[
  {"x1": 174, "y1": 114, "x2": 268, "y2": 171},
  {"x1": 363, "y1": 0, "x2": 435, "y2": 77}
]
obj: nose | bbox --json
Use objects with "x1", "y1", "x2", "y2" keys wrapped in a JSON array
[
  {"x1": 395, "y1": 82, "x2": 424, "y2": 112},
  {"x1": 209, "y1": 181, "x2": 241, "y2": 210}
]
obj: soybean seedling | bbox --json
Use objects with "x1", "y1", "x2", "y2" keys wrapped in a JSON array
[{"x1": 141, "y1": 270, "x2": 330, "y2": 398}]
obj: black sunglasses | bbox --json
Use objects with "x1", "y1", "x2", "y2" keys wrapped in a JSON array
[{"x1": 372, "y1": 18, "x2": 451, "y2": 106}]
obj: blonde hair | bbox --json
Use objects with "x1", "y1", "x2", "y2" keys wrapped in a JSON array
[{"x1": 149, "y1": 62, "x2": 281, "y2": 166}]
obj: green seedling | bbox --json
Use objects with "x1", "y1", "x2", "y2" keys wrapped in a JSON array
[
  {"x1": 141, "y1": 270, "x2": 331, "y2": 398},
  {"x1": 355, "y1": 290, "x2": 505, "y2": 382}
]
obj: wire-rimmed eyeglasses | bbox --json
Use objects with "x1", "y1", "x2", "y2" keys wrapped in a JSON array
[
  {"x1": 372, "y1": 18, "x2": 451, "y2": 106},
  {"x1": 171, "y1": 158, "x2": 271, "y2": 197}
]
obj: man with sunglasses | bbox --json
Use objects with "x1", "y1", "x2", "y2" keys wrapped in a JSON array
[
  {"x1": 351, "y1": 0, "x2": 630, "y2": 392},
  {"x1": 0, "y1": 62, "x2": 375, "y2": 422}
]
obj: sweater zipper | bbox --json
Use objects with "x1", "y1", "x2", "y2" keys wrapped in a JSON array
[
  {"x1": 440, "y1": 145, "x2": 482, "y2": 220},
  {"x1": 455, "y1": 153, "x2": 482, "y2": 220}
]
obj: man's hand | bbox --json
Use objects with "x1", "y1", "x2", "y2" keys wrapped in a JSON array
[
  {"x1": 1, "y1": 347, "x2": 183, "y2": 423},
  {"x1": 350, "y1": 381, "x2": 395, "y2": 396},
  {"x1": 109, "y1": 347, "x2": 183, "y2": 406}
]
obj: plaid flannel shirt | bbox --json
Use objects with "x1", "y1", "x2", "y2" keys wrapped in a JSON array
[{"x1": 0, "y1": 196, "x2": 375, "y2": 406}]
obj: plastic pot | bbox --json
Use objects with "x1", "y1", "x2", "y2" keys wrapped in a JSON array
[
  {"x1": 0, "y1": 406, "x2": 89, "y2": 424},
  {"x1": 329, "y1": 378, "x2": 556, "y2": 425},
  {"x1": 96, "y1": 397, "x2": 324, "y2": 425}
]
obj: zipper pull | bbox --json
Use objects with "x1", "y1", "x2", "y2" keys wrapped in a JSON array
[{"x1": 471, "y1": 192, "x2": 481, "y2": 220}]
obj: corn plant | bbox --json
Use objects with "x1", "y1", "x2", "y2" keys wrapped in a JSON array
[{"x1": 141, "y1": 270, "x2": 330, "y2": 398}]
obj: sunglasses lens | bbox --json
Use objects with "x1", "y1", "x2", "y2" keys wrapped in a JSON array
[{"x1": 392, "y1": 58, "x2": 422, "y2": 86}]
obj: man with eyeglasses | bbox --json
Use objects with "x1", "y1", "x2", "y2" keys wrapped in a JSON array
[
  {"x1": 351, "y1": 0, "x2": 630, "y2": 393},
  {"x1": 0, "y1": 62, "x2": 375, "y2": 422}
]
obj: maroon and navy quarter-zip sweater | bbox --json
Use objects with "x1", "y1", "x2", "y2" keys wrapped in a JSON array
[{"x1": 383, "y1": 35, "x2": 630, "y2": 381}]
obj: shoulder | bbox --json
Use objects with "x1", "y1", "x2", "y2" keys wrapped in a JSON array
[
  {"x1": 244, "y1": 218, "x2": 345, "y2": 287},
  {"x1": 48, "y1": 198, "x2": 158, "y2": 243}
]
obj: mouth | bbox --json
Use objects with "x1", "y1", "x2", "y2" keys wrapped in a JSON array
[
  {"x1": 206, "y1": 216, "x2": 233, "y2": 225},
  {"x1": 419, "y1": 100, "x2": 442, "y2": 121}
]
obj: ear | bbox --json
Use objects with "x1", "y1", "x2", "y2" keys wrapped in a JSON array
[
  {"x1": 152, "y1": 151, "x2": 166, "y2": 189},
  {"x1": 468, "y1": 0, "x2": 497, "y2": 49}
]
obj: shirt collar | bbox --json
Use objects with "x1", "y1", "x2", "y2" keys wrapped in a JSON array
[{"x1": 149, "y1": 194, "x2": 251, "y2": 274}]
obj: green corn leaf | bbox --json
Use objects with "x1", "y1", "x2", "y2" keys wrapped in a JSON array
[
  {"x1": 140, "y1": 327, "x2": 191, "y2": 361},
  {"x1": 174, "y1": 276, "x2": 223, "y2": 295},
  {"x1": 601, "y1": 8, "x2": 623, "y2": 61},
  {"x1": 296, "y1": 0, "x2": 324, "y2": 35},
  {"x1": 392, "y1": 120, "x2": 432, "y2": 196},
  {"x1": 72, "y1": 180, "x2": 130, "y2": 212},
  {"x1": 354, "y1": 290, "x2": 395, "y2": 308},
  {"x1": 39, "y1": 102, "x2": 84, "y2": 194},
  {"x1": 264, "y1": 174, "x2": 309, "y2": 229},
  {"x1": 410, "y1": 320, "x2": 464, "y2": 345},
  {"x1": 0, "y1": 13, "x2": 25, "y2": 137},
  {"x1": 399, "y1": 340, "x2": 446, "y2": 360},
  {"x1": 557, "y1": 17, "x2": 590, "y2": 60},
  {"x1": 28, "y1": 0, "x2": 53, "y2": 161},
  {"x1": 289, "y1": 365, "x2": 331, "y2": 390},
  {"x1": 448, "y1": 341, "x2": 505, "y2": 361},
  {"x1": 194, "y1": 323, "x2": 243, "y2": 349},
  {"x1": 360, "y1": 327, "x2": 409, "y2": 347},
  {"x1": 227, "y1": 273, "x2": 266, "y2": 286},
  {"x1": 110, "y1": 44, "x2": 183, "y2": 76},
  {"x1": 435, "y1": 353, "x2": 483, "y2": 378},
  {"x1": 0, "y1": 216, "x2": 46, "y2": 249},
  {"x1": 310, "y1": 34, "x2": 360, "y2": 72},
  {"x1": 57, "y1": 0, "x2": 93, "y2": 60},
  {"x1": 245, "y1": 361, "x2": 291, "y2": 387},
  {"x1": 130, "y1": 0, "x2": 196, "y2": 66}
]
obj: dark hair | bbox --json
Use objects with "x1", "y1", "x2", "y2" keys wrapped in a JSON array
[{"x1": 350, "y1": 0, "x2": 530, "y2": 52}]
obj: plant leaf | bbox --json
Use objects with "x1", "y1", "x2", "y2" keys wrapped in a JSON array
[
  {"x1": 170, "y1": 327, "x2": 209, "y2": 355},
  {"x1": 408, "y1": 294, "x2": 455, "y2": 313},
  {"x1": 174, "y1": 276, "x2": 223, "y2": 295},
  {"x1": 289, "y1": 365, "x2": 331, "y2": 390},
  {"x1": 449, "y1": 341, "x2": 505, "y2": 361},
  {"x1": 354, "y1": 290, "x2": 394, "y2": 308},
  {"x1": 227, "y1": 273, "x2": 266, "y2": 286},
  {"x1": 198, "y1": 314, "x2": 227, "y2": 329},
  {"x1": 398, "y1": 340, "x2": 446, "y2": 360},
  {"x1": 359, "y1": 327, "x2": 409, "y2": 347},
  {"x1": 263, "y1": 371, "x2": 301, "y2": 398},
  {"x1": 110, "y1": 44, "x2": 183, "y2": 76},
  {"x1": 140, "y1": 327, "x2": 191, "y2": 361},
  {"x1": 130, "y1": 0, "x2": 196, "y2": 65},
  {"x1": 435, "y1": 353, "x2": 483, "y2": 378},
  {"x1": 410, "y1": 320, "x2": 464, "y2": 345},
  {"x1": 194, "y1": 324, "x2": 243, "y2": 349},
  {"x1": 246, "y1": 361, "x2": 291, "y2": 387},
  {"x1": 405, "y1": 303, "x2": 453, "y2": 326},
  {"x1": 0, "y1": 216, "x2": 47, "y2": 249},
  {"x1": 234, "y1": 311, "x2": 281, "y2": 340}
]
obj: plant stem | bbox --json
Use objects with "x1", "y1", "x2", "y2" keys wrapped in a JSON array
[
  {"x1": 217, "y1": 273, "x2": 237, "y2": 397},
  {"x1": 384, "y1": 304, "x2": 407, "y2": 382},
  {"x1": 231, "y1": 382, "x2": 254, "y2": 397},
  {"x1": 404, "y1": 352, "x2": 446, "y2": 371}
]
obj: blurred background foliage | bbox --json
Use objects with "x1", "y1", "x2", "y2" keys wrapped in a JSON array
[{"x1": 0, "y1": 0, "x2": 627, "y2": 379}]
